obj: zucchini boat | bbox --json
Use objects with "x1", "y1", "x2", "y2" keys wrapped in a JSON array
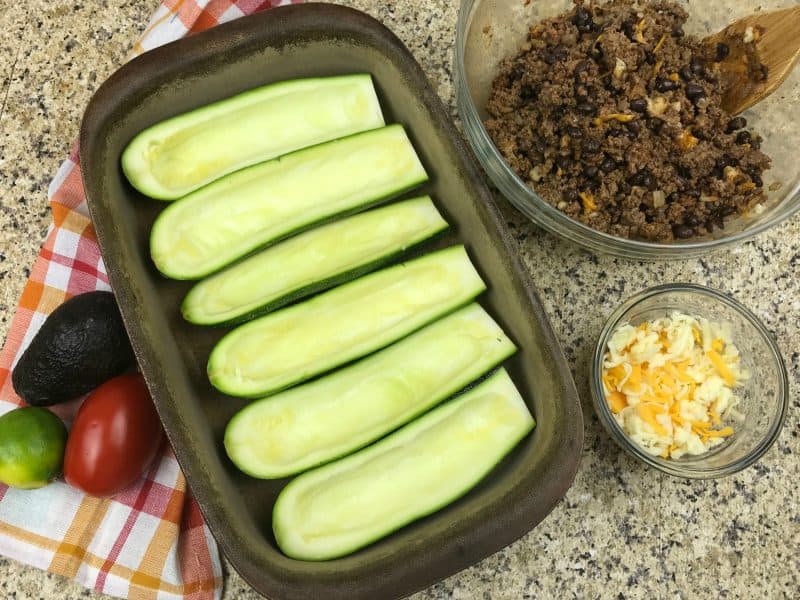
[
  {"x1": 208, "y1": 245, "x2": 485, "y2": 398},
  {"x1": 182, "y1": 196, "x2": 448, "y2": 326},
  {"x1": 224, "y1": 303, "x2": 516, "y2": 478},
  {"x1": 272, "y1": 368, "x2": 535, "y2": 561},
  {"x1": 150, "y1": 125, "x2": 428, "y2": 279},
  {"x1": 122, "y1": 75, "x2": 384, "y2": 199}
]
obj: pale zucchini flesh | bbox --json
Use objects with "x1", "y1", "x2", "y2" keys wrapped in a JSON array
[
  {"x1": 224, "y1": 303, "x2": 516, "y2": 478},
  {"x1": 150, "y1": 125, "x2": 428, "y2": 279},
  {"x1": 122, "y1": 75, "x2": 385, "y2": 200},
  {"x1": 181, "y1": 196, "x2": 448, "y2": 326},
  {"x1": 272, "y1": 368, "x2": 535, "y2": 561},
  {"x1": 207, "y1": 246, "x2": 485, "y2": 398}
]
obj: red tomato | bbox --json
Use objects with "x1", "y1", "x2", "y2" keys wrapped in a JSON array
[{"x1": 64, "y1": 373, "x2": 164, "y2": 497}]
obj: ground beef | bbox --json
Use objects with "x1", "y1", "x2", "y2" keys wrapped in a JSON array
[{"x1": 484, "y1": 0, "x2": 772, "y2": 242}]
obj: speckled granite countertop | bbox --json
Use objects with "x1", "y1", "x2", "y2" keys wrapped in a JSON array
[{"x1": 0, "y1": 1, "x2": 797, "y2": 598}]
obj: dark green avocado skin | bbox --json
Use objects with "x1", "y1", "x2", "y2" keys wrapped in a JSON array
[{"x1": 12, "y1": 291, "x2": 136, "y2": 406}]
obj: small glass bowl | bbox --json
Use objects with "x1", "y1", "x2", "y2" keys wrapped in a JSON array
[
  {"x1": 589, "y1": 284, "x2": 788, "y2": 478},
  {"x1": 455, "y1": 0, "x2": 800, "y2": 260}
]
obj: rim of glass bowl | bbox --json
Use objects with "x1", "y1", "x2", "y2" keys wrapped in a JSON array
[
  {"x1": 589, "y1": 283, "x2": 789, "y2": 478},
  {"x1": 453, "y1": 0, "x2": 800, "y2": 260}
]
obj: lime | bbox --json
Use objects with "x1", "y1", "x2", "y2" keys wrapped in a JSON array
[{"x1": 0, "y1": 407, "x2": 67, "y2": 489}]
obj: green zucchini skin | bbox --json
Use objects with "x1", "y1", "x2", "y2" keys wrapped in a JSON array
[
  {"x1": 149, "y1": 125, "x2": 429, "y2": 280},
  {"x1": 272, "y1": 368, "x2": 535, "y2": 561},
  {"x1": 224, "y1": 303, "x2": 516, "y2": 478},
  {"x1": 181, "y1": 197, "x2": 449, "y2": 326},
  {"x1": 122, "y1": 74, "x2": 385, "y2": 200},
  {"x1": 207, "y1": 245, "x2": 486, "y2": 398}
]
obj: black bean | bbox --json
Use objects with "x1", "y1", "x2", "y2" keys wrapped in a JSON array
[
  {"x1": 564, "y1": 188, "x2": 580, "y2": 203},
  {"x1": 750, "y1": 172, "x2": 763, "y2": 187},
  {"x1": 672, "y1": 25, "x2": 685, "y2": 38},
  {"x1": 527, "y1": 150, "x2": 545, "y2": 164},
  {"x1": 582, "y1": 178, "x2": 601, "y2": 191},
  {"x1": 583, "y1": 165, "x2": 599, "y2": 179},
  {"x1": 520, "y1": 85, "x2": 538, "y2": 101},
  {"x1": 607, "y1": 127, "x2": 624, "y2": 137},
  {"x1": 625, "y1": 120, "x2": 641, "y2": 135},
  {"x1": 618, "y1": 181, "x2": 632, "y2": 195},
  {"x1": 714, "y1": 42, "x2": 730, "y2": 62},
  {"x1": 572, "y1": 7, "x2": 593, "y2": 33},
  {"x1": 622, "y1": 20, "x2": 637, "y2": 41},
  {"x1": 556, "y1": 155, "x2": 572, "y2": 171},
  {"x1": 717, "y1": 154, "x2": 737, "y2": 169},
  {"x1": 679, "y1": 65, "x2": 694, "y2": 81},
  {"x1": 686, "y1": 189, "x2": 701, "y2": 199},
  {"x1": 677, "y1": 165, "x2": 693, "y2": 179},
  {"x1": 629, "y1": 169, "x2": 651, "y2": 187},
  {"x1": 510, "y1": 64, "x2": 525, "y2": 81},
  {"x1": 655, "y1": 78, "x2": 678, "y2": 92},
  {"x1": 685, "y1": 83, "x2": 706, "y2": 103},
  {"x1": 583, "y1": 138, "x2": 601, "y2": 154},
  {"x1": 712, "y1": 166, "x2": 724, "y2": 179},
  {"x1": 639, "y1": 203, "x2": 649, "y2": 213},
  {"x1": 531, "y1": 135, "x2": 546, "y2": 155},
  {"x1": 600, "y1": 156, "x2": 617, "y2": 173},
  {"x1": 629, "y1": 97, "x2": 648, "y2": 113},
  {"x1": 572, "y1": 7, "x2": 592, "y2": 26},
  {"x1": 648, "y1": 118, "x2": 664, "y2": 134},
  {"x1": 692, "y1": 127, "x2": 708, "y2": 141},
  {"x1": 551, "y1": 105, "x2": 566, "y2": 120},
  {"x1": 725, "y1": 117, "x2": 747, "y2": 133},
  {"x1": 667, "y1": 192, "x2": 680, "y2": 204},
  {"x1": 736, "y1": 130, "x2": 752, "y2": 145},
  {"x1": 645, "y1": 51, "x2": 656, "y2": 65},
  {"x1": 720, "y1": 205, "x2": 736, "y2": 217},
  {"x1": 690, "y1": 56, "x2": 705, "y2": 76},
  {"x1": 516, "y1": 135, "x2": 532, "y2": 152},
  {"x1": 606, "y1": 82, "x2": 623, "y2": 97},
  {"x1": 576, "y1": 101, "x2": 597, "y2": 115},
  {"x1": 672, "y1": 224, "x2": 694, "y2": 239},
  {"x1": 565, "y1": 126, "x2": 584, "y2": 139},
  {"x1": 543, "y1": 45, "x2": 568, "y2": 65},
  {"x1": 685, "y1": 214, "x2": 702, "y2": 227}
]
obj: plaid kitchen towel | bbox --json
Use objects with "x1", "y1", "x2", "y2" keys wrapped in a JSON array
[{"x1": 0, "y1": 1, "x2": 302, "y2": 598}]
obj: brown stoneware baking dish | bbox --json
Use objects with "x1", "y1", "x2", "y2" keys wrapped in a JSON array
[{"x1": 79, "y1": 4, "x2": 583, "y2": 599}]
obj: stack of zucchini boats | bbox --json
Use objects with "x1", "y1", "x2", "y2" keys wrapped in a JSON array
[{"x1": 122, "y1": 74, "x2": 536, "y2": 561}]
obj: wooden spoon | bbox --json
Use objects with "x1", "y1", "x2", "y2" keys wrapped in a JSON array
[{"x1": 705, "y1": 5, "x2": 800, "y2": 115}]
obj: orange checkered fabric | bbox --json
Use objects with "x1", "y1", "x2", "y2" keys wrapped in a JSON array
[{"x1": 0, "y1": 1, "x2": 302, "y2": 598}]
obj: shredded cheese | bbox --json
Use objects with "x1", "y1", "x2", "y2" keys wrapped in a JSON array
[
  {"x1": 601, "y1": 312, "x2": 748, "y2": 459},
  {"x1": 593, "y1": 113, "x2": 637, "y2": 127},
  {"x1": 677, "y1": 128, "x2": 699, "y2": 151},
  {"x1": 580, "y1": 191, "x2": 597, "y2": 213}
]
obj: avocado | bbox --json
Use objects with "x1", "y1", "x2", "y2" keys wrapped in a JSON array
[{"x1": 12, "y1": 291, "x2": 136, "y2": 406}]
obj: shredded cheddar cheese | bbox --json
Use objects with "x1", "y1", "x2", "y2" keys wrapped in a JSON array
[
  {"x1": 580, "y1": 191, "x2": 598, "y2": 213},
  {"x1": 601, "y1": 312, "x2": 748, "y2": 459},
  {"x1": 593, "y1": 113, "x2": 637, "y2": 126},
  {"x1": 677, "y1": 128, "x2": 699, "y2": 151}
]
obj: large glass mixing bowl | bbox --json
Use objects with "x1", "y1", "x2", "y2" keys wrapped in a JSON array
[{"x1": 455, "y1": 0, "x2": 800, "y2": 259}]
